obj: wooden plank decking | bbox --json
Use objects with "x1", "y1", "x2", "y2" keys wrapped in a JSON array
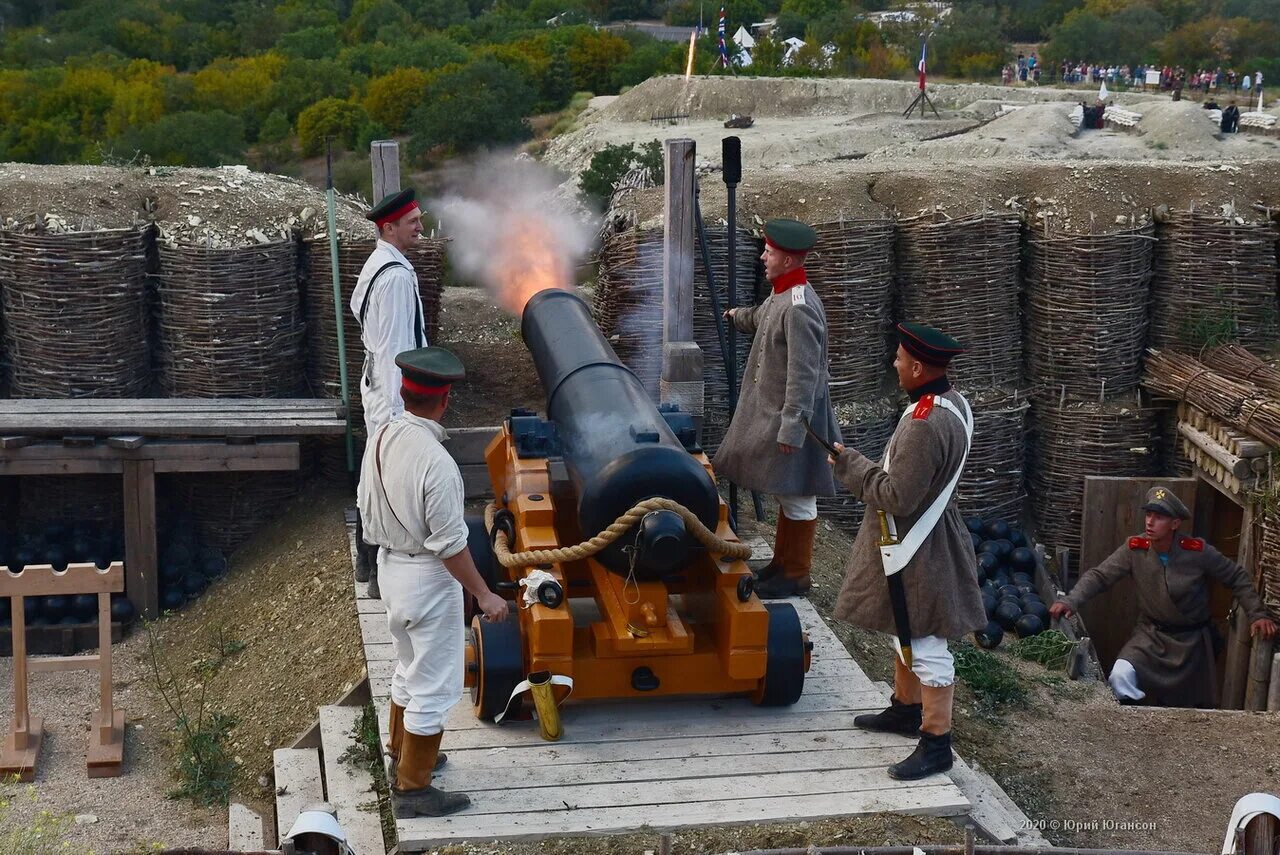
[
  {"x1": 354, "y1": 573, "x2": 971, "y2": 851},
  {"x1": 0, "y1": 398, "x2": 347, "y2": 436}
]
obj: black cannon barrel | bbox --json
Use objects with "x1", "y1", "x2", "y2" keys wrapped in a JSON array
[{"x1": 521, "y1": 288, "x2": 720, "y2": 578}]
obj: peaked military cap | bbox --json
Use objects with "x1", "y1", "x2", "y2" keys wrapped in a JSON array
[
  {"x1": 367, "y1": 187, "x2": 419, "y2": 226},
  {"x1": 897, "y1": 322, "x2": 966, "y2": 367},
  {"x1": 396, "y1": 346, "x2": 465, "y2": 394},
  {"x1": 1141, "y1": 485, "x2": 1190, "y2": 520},
  {"x1": 763, "y1": 218, "x2": 818, "y2": 253}
]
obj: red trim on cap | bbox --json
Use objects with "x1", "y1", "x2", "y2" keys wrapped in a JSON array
[
  {"x1": 1178, "y1": 536, "x2": 1203, "y2": 551},
  {"x1": 770, "y1": 266, "x2": 808, "y2": 294},
  {"x1": 402, "y1": 375, "x2": 450, "y2": 395},
  {"x1": 1129, "y1": 536, "x2": 1151, "y2": 550},
  {"x1": 375, "y1": 200, "x2": 420, "y2": 227}
]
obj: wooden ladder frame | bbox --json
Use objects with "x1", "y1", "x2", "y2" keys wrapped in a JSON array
[{"x1": 0, "y1": 562, "x2": 126, "y2": 781}]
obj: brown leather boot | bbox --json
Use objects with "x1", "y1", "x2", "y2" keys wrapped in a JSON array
[
  {"x1": 387, "y1": 702, "x2": 404, "y2": 762},
  {"x1": 755, "y1": 517, "x2": 815, "y2": 598},
  {"x1": 393, "y1": 731, "x2": 470, "y2": 818},
  {"x1": 754, "y1": 513, "x2": 793, "y2": 584},
  {"x1": 894, "y1": 655, "x2": 923, "y2": 705}
]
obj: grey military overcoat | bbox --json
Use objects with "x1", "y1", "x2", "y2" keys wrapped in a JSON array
[
  {"x1": 712, "y1": 283, "x2": 840, "y2": 497},
  {"x1": 832, "y1": 388, "x2": 988, "y2": 639}
]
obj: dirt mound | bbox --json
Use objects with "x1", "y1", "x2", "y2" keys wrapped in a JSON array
[
  {"x1": 1137, "y1": 99, "x2": 1222, "y2": 154},
  {"x1": 874, "y1": 101, "x2": 1081, "y2": 161},
  {"x1": 594, "y1": 75, "x2": 1146, "y2": 124},
  {"x1": 0, "y1": 162, "x2": 370, "y2": 247}
]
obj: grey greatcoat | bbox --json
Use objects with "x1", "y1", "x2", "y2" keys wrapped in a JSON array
[
  {"x1": 832, "y1": 388, "x2": 988, "y2": 639},
  {"x1": 1061, "y1": 537, "x2": 1268, "y2": 708},
  {"x1": 712, "y1": 283, "x2": 840, "y2": 497}
]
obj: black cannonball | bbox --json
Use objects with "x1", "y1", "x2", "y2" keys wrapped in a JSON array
[
  {"x1": 1010, "y1": 529, "x2": 1028, "y2": 548},
  {"x1": 977, "y1": 540, "x2": 1000, "y2": 556},
  {"x1": 998, "y1": 584, "x2": 1020, "y2": 599},
  {"x1": 59, "y1": 614, "x2": 82, "y2": 626},
  {"x1": 160, "y1": 561, "x2": 185, "y2": 583},
  {"x1": 163, "y1": 541, "x2": 194, "y2": 568},
  {"x1": 970, "y1": 531, "x2": 983, "y2": 551},
  {"x1": 23, "y1": 597, "x2": 41, "y2": 622},
  {"x1": 42, "y1": 595, "x2": 69, "y2": 622},
  {"x1": 13, "y1": 547, "x2": 36, "y2": 571},
  {"x1": 200, "y1": 553, "x2": 228, "y2": 579},
  {"x1": 1011, "y1": 571, "x2": 1033, "y2": 585},
  {"x1": 111, "y1": 597, "x2": 137, "y2": 624},
  {"x1": 182, "y1": 573, "x2": 208, "y2": 599},
  {"x1": 1016, "y1": 583, "x2": 1037, "y2": 597},
  {"x1": 161, "y1": 587, "x2": 185, "y2": 611},
  {"x1": 1010, "y1": 547, "x2": 1036, "y2": 572},
  {"x1": 975, "y1": 620, "x2": 1005, "y2": 649},
  {"x1": 992, "y1": 572, "x2": 1012, "y2": 588},
  {"x1": 95, "y1": 554, "x2": 114, "y2": 570},
  {"x1": 966, "y1": 517, "x2": 986, "y2": 534},
  {"x1": 0, "y1": 607, "x2": 9, "y2": 627},
  {"x1": 984, "y1": 520, "x2": 1011, "y2": 541},
  {"x1": 70, "y1": 593, "x2": 97, "y2": 621},
  {"x1": 977, "y1": 552, "x2": 1001, "y2": 574},
  {"x1": 982, "y1": 592, "x2": 998, "y2": 618},
  {"x1": 995, "y1": 600, "x2": 1023, "y2": 631},
  {"x1": 1014, "y1": 613, "x2": 1045, "y2": 638},
  {"x1": 70, "y1": 538, "x2": 93, "y2": 563},
  {"x1": 44, "y1": 546, "x2": 68, "y2": 572},
  {"x1": 993, "y1": 539, "x2": 1014, "y2": 559},
  {"x1": 1023, "y1": 600, "x2": 1051, "y2": 623}
]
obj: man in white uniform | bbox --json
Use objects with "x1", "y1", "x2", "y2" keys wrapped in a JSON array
[
  {"x1": 358, "y1": 346, "x2": 507, "y2": 818},
  {"x1": 351, "y1": 188, "x2": 429, "y2": 596}
]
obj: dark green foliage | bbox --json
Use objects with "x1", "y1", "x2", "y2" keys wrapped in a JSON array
[
  {"x1": 111, "y1": 109, "x2": 247, "y2": 166},
  {"x1": 578, "y1": 139, "x2": 663, "y2": 207},
  {"x1": 951, "y1": 640, "x2": 1028, "y2": 716},
  {"x1": 407, "y1": 58, "x2": 536, "y2": 157}
]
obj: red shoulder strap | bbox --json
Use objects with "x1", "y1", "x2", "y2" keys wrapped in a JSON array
[
  {"x1": 1129, "y1": 536, "x2": 1150, "y2": 550},
  {"x1": 912, "y1": 394, "x2": 935, "y2": 420},
  {"x1": 1179, "y1": 536, "x2": 1204, "y2": 552}
]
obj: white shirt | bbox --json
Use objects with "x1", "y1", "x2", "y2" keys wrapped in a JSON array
[
  {"x1": 357, "y1": 413, "x2": 469, "y2": 560},
  {"x1": 350, "y1": 239, "x2": 428, "y2": 433}
]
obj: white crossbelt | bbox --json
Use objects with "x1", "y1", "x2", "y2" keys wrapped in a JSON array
[{"x1": 878, "y1": 395, "x2": 973, "y2": 575}]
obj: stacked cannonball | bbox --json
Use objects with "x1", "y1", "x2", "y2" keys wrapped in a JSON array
[
  {"x1": 0, "y1": 523, "x2": 137, "y2": 628},
  {"x1": 156, "y1": 514, "x2": 230, "y2": 612},
  {"x1": 966, "y1": 517, "x2": 1049, "y2": 649}
]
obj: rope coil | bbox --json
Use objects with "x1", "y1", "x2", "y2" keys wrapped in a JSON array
[{"x1": 484, "y1": 498, "x2": 752, "y2": 569}]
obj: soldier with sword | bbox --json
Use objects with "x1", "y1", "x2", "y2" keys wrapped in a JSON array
[{"x1": 826, "y1": 322, "x2": 987, "y2": 780}]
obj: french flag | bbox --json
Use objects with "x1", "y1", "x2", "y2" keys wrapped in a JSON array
[{"x1": 917, "y1": 40, "x2": 927, "y2": 90}]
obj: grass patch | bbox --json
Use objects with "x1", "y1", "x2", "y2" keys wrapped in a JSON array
[
  {"x1": 342, "y1": 702, "x2": 394, "y2": 844},
  {"x1": 550, "y1": 90, "x2": 595, "y2": 137},
  {"x1": 1007, "y1": 630, "x2": 1076, "y2": 671},
  {"x1": 143, "y1": 622, "x2": 239, "y2": 807},
  {"x1": 952, "y1": 640, "x2": 1028, "y2": 717}
]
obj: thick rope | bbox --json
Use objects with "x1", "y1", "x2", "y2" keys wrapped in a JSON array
[{"x1": 485, "y1": 497, "x2": 752, "y2": 569}]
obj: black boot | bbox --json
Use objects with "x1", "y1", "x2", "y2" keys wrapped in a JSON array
[
  {"x1": 887, "y1": 730, "x2": 953, "y2": 781},
  {"x1": 354, "y1": 514, "x2": 372, "y2": 583},
  {"x1": 392, "y1": 785, "x2": 470, "y2": 817},
  {"x1": 367, "y1": 565, "x2": 381, "y2": 600},
  {"x1": 853, "y1": 695, "x2": 922, "y2": 735},
  {"x1": 753, "y1": 573, "x2": 811, "y2": 598}
]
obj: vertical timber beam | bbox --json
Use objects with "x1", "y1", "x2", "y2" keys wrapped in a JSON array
[
  {"x1": 370, "y1": 140, "x2": 401, "y2": 206},
  {"x1": 660, "y1": 138, "x2": 704, "y2": 435},
  {"x1": 123, "y1": 459, "x2": 159, "y2": 619}
]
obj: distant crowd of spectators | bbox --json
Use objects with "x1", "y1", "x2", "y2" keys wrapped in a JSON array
[{"x1": 1000, "y1": 57, "x2": 1265, "y2": 106}]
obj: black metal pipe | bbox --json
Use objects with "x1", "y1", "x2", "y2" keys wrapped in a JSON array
[{"x1": 521, "y1": 289, "x2": 720, "y2": 579}]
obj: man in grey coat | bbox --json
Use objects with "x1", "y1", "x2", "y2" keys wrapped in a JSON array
[
  {"x1": 714, "y1": 218, "x2": 840, "y2": 599},
  {"x1": 1050, "y1": 487, "x2": 1276, "y2": 708},
  {"x1": 829, "y1": 322, "x2": 986, "y2": 780}
]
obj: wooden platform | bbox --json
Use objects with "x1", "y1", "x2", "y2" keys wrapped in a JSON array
[
  {"x1": 0, "y1": 398, "x2": 346, "y2": 437},
  {"x1": 354, "y1": 575, "x2": 971, "y2": 850}
]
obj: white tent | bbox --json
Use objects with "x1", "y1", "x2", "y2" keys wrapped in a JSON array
[{"x1": 733, "y1": 25, "x2": 755, "y2": 48}]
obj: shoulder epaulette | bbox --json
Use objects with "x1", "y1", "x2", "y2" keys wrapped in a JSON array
[
  {"x1": 912, "y1": 394, "x2": 935, "y2": 420},
  {"x1": 1179, "y1": 536, "x2": 1204, "y2": 552},
  {"x1": 1128, "y1": 536, "x2": 1151, "y2": 550}
]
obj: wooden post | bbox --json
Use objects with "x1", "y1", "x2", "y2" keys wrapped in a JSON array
[
  {"x1": 660, "y1": 138, "x2": 704, "y2": 432},
  {"x1": 122, "y1": 459, "x2": 159, "y2": 619},
  {"x1": 1268, "y1": 651, "x2": 1280, "y2": 711},
  {"x1": 1222, "y1": 607, "x2": 1251, "y2": 709},
  {"x1": 1244, "y1": 632, "x2": 1275, "y2": 711},
  {"x1": 1243, "y1": 813, "x2": 1278, "y2": 855},
  {"x1": 1, "y1": 590, "x2": 42, "y2": 781},
  {"x1": 370, "y1": 140, "x2": 400, "y2": 206}
]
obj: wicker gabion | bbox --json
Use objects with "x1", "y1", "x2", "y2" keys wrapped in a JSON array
[
  {"x1": 1149, "y1": 210, "x2": 1279, "y2": 350},
  {"x1": 806, "y1": 219, "x2": 895, "y2": 404},
  {"x1": 302, "y1": 237, "x2": 447, "y2": 426},
  {"x1": 818, "y1": 397, "x2": 898, "y2": 535},
  {"x1": 155, "y1": 240, "x2": 304, "y2": 397},
  {"x1": 167, "y1": 472, "x2": 299, "y2": 554},
  {"x1": 1258, "y1": 510, "x2": 1280, "y2": 620},
  {"x1": 0, "y1": 228, "x2": 151, "y2": 397},
  {"x1": 957, "y1": 386, "x2": 1030, "y2": 524},
  {"x1": 1029, "y1": 394, "x2": 1159, "y2": 555},
  {"x1": 1024, "y1": 223, "x2": 1155, "y2": 400},
  {"x1": 895, "y1": 211, "x2": 1022, "y2": 389},
  {"x1": 594, "y1": 227, "x2": 759, "y2": 453}
]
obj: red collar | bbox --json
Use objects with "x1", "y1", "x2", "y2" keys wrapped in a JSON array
[{"x1": 771, "y1": 267, "x2": 808, "y2": 294}]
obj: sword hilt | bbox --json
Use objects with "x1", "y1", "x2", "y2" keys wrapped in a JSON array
[{"x1": 877, "y1": 510, "x2": 895, "y2": 546}]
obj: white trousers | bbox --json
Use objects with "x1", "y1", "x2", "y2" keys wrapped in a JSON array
[
  {"x1": 1108, "y1": 658, "x2": 1146, "y2": 701},
  {"x1": 380, "y1": 548, "x2": 464, "y2": 735},
  {"x1": 893, "y1": 634, "x2": 955, "y2": 688},
  {"x1": 774, "y1": 494, "x2": 818, "y2": 521}
]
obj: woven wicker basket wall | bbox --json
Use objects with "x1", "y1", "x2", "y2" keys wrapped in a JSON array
[
  {"x1": 818, "y1": 397, "x2": 897, "y2": 535},
  {"x1": 0, "y1": 229, "x2": 150, "y2": 397},
  {"x1": 1257, "y1": 510, "x2": 1280, "y2": 620},
  {"x1": 1149, "y1": 211, "x2": 1279, "y2": 350},
  {"x1": 167, "y1": 472, "x2": 299, "y2": 554},
  {"x1": 807, "y1": 219, "x2": 894, "y2": 405},
  {"x1": 957, "y1": 385, "x2": 1030, "y2": 524},
  {"x1": 1024, "y1": 223, "x2": 1155, "y2": 400},
  {"x1": 1029, "y1": 394, "x2": 1159, "y2": 554},
  {"x1": 155, "y1": 240, "x2": 304, "y2": 397},
  {"x1": 896, "y1": 211, "x2": 1022, "y2": 389}
]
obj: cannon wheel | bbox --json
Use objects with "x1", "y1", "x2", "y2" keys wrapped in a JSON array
[
  {"x1": 470, "y1": 609, "x2": 524, "y2": 721},
  {"x1": 464, "y1": 515, "x2": 500, "y2": 624},
  {"x1": 752, "y1": 603, "x2": 806, "y2": 707}
]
